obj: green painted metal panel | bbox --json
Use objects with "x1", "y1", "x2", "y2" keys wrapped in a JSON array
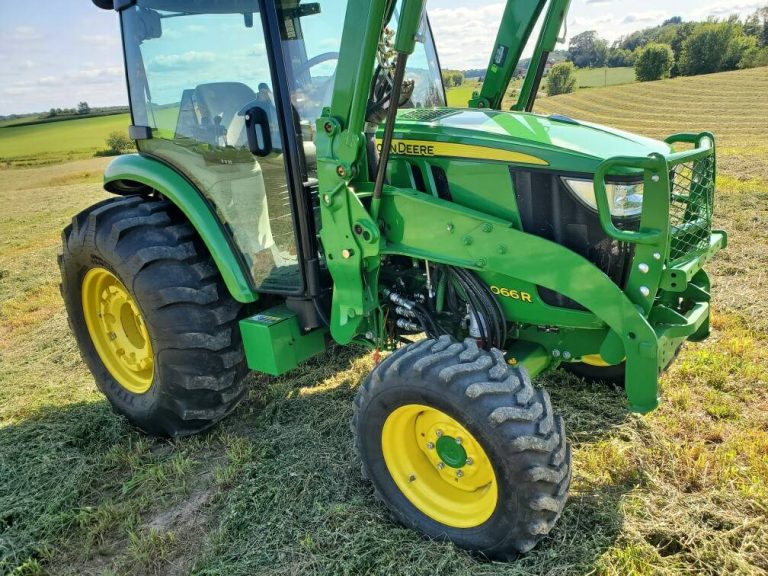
[
  {"x1": 239, "y1": 306, "x2": 328, "y2": 376},
  {"x1": 103, "y1": 154, "x2": 258, "y2": 304}
]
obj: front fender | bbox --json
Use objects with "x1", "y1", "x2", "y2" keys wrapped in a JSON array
[{"x1": 103, "y1": 154, "x2": 258, "y2": 304}]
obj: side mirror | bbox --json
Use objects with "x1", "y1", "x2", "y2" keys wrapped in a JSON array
[{"x1": 243, "y1": 106, "x2": 272, "y2": 157}]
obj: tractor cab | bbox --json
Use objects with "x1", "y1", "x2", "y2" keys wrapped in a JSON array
[{"x1": 116, "y1": 0, "x2": 443, "y2": 302}]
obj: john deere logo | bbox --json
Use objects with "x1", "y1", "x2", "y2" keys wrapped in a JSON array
[{"x1": 375, "y1": 139, "x2": 549, "y2": 166}]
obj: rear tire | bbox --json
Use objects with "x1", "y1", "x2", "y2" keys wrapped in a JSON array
[
  {"x1": 352, "y1": 336, "x2": 571, "y2": 559},
  {"x1": 59, "y1": 195, "x2": 248, "y2": 437}
]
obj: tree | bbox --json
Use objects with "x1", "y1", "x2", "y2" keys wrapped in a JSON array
[
  {"x1": 607, "y1": 47, "x2": 633, "y2": 67},
  {"x1": 568, "y1": 31, "x2": 609, "y2": 68},
  {"x1": 679, "y1": 21, "x2": 750, "y2": 76},
  {"x1": 105, "y1": 131, "x2": 133, "y2": 154},
  {"x1": 546, "y1": 62, "x2": 577, "y2": 96},
  {"x1": 635, "y1": 43, "x2": 674, "y2": 81},
  {"x1": 669, "y1": 22, "x2": 697, "y2": 76},
  {"x1": 77, "y1": 101, "x2": 91, "y2": 115}
]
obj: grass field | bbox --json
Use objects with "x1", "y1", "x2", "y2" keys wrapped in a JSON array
[
  {"x1": 1, "y1": 67, "x2": 767, "y2": 575},
  {"x1": 0, "y1": 114, "x2": 131, "y2": 168},
  {"x1": 447, "y1": 67, "x2": 636, "y2": 107}
]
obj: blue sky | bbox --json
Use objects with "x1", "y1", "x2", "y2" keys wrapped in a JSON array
[{"x1": 0, "y1": 0, "x2": 764, "y2": 115}]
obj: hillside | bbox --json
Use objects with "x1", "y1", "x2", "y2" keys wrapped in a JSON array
[
  {"x1": 533, "y1": 67, "x2": 768, "y2": 183},
  {"x1": 0, "y1": 113, "x2": 131, "y2": 168}
]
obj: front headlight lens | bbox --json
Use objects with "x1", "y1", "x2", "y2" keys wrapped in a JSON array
[{"x1": 563, "y1": 178, "x2": 644, "y2": 217}]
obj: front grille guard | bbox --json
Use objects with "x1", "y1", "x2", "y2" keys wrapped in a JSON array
[{"x1": 592, "y1": 132, "x2": 719, "y2": 311}]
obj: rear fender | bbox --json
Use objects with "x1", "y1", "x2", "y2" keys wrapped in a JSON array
[{"x1": 102, "y1": 154, "x2": 258, "y2": 304}]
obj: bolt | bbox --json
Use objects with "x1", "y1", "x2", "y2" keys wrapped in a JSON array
[
  {"x1": 109, "y1": 332, "x2": 117, "y2": 341},
  {"x1": 553, "y1": 349, "x2": 561, "y2": 358},
  {"x1": 364, "y1": 331, "x2": 375, "y2": 340},
  {"x1": 336, "y1": 165, "x2": 346, "y2": 178},
  {"x1": 437, "y1": 462, "x2": 445, "y2": 470},
  {"x1": 482, "y1": 223, "x2": 493, "y2": 233},
  {"x1": 455, "y1": 437, "x2": 462, "y2": 445},
  {"x1": 638, "y1": 263, "x2": 650, "y2": 274},
  {"x1": 652, "y1": 174, "x2": 660, "y2": 183},
  {"x1": 466, "y1": 457, "x2": 473, "y2": 465},
  {"x1": 653, "y1": 252, "x2": 662, "y2": 261},
  {"x1": 563, "y1": 351, "x2": 572, "y2": 360},
  {"x1": 435, "y1": 429, "x2": 443, "y2": 437},
  {"x1": 462, "y1": 236, "x2": 473, "y2": 246},
  {"x1": 456, "y1": 470, "x2": 464, "y2": 478},
  {"x1": 348, "y1": 308, "x2": 356, "y2": 318},
  {"x1": 426, "y1": 442, "x2": 435, "y2": 450},
  {"x1": 353, "y1": 224, "x2": 363, "y2": 235},
  {"x1": 446, "y1": 223, "x2": 454, "y2": 233},
  {"x1": 497, "y1": 244, "x2": 507, "y2": 255},
  {"x1": 640, "y1": 286, "x2": 651, "y2": 297},
  {"x1": 475, "y1": 258, "x2": 487, "y2": 268},
  {"x1": 342, "y1": 248, "x2": 354, "y2": 259},
  {"x1": 323, "y1": 121, "x2": 334, "y2": 134},
  {"x1": 322, "y1": 193, "x2": 332, "y2": 205}
]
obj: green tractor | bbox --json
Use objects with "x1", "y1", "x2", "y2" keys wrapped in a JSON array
[{"x1": 62, "y1": 0, "x2": 725, "y2": 558}]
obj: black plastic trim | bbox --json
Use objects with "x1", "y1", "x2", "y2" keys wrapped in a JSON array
[
  {"x1": 128, "y1": 125, "x2": 152, "y2": 140},
  {"x1": 113, "y1": 0, "x2": 136, "y2": 11}
]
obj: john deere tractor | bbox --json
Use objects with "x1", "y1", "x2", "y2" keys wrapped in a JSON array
[{"x1": 62, "y1": 0, "x2": 725, "y2": 558}]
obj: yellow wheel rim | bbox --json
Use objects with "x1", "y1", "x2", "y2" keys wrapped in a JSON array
[
  {"x1": 81, "y1": 267, "x2": 154, "y2": 394},
  {"x1": 581, "y1": 354, "x2": 625, "y2": 367},
  {"x1": 382, "y1": 404, "x2": 498, "y2": 528},
  {"x1": 581, "y1": 354, "x2": 612, "y2": 367}
]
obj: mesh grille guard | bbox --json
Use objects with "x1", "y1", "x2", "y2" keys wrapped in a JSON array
[{"x1": 668, "y1": 153, "x2": 716, "y2": 263}]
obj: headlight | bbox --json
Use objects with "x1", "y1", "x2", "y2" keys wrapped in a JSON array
[{"x1": 562, "y1": 177, "x2": 644, "y2": 217}]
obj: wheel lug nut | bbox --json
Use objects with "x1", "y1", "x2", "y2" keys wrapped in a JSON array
[
  {"x1": 408, "y1": 474, "x2": 416, "y2": 483},
  {"x1": 456, "y1": 470, "x2": 464, "y2": 478},
  {"x1": 426, "y1": 442, "x2": 435, "y2": 450},
  {"x1": 455, "y1": 437, "x2": 462, "y2": 445},
  {"x1": 435, "y1": 430, "x2": 443, "y2": 437},
  {"x1": 109, "y1": 332, "x2": 117, "y2": 341},
  {"x1": 437, "y1": 462, "x2": 445, "y2": 470},
  {"x1": 466, "y1": 457, "x2": 473, "y2": 465}
]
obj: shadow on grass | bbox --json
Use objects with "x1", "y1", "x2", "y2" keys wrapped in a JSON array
[{"x1": 1, "y1": 346, "x2": 638, "y2": 576}]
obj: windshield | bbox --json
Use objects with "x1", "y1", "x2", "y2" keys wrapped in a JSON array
[{"x1": 279, "y1": 0, "x2": 445, "y2": 133}]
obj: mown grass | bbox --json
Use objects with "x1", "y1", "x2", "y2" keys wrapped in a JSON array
[
  {"x1": 1, "y1": 67, "x2": 767, "y2": 575},
  {"x1": 0, "y1": 114, "x2": 131, "y2": 169}
]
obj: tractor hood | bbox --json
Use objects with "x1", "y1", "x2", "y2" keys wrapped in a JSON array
[{"x1": 390, "y1": 108, "x2": 671, "y2": 175}]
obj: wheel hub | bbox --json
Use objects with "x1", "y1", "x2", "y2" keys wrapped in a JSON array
[
  {"x1": 81, "y1": 268, "x2": 154, "y2": 394},
  {"x1": 381, "y1": 404, "x2": 498, "y2": 528}
]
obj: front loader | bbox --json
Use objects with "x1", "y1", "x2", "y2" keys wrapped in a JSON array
[{"x1": 61, "y1": 0, "x2": 725, "y2": 558}]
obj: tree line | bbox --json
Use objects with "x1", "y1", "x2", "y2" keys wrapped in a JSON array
[{"x1": 567, "y1": 6, "x2": 768, "y2": 83}]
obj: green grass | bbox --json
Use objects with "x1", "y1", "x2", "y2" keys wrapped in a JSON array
[
  {"x1": 0, "y1": 113, "x2": 131, "y2": 168},
  {"x1": 2, "y1": 68, "x2": 768, "y2": 575},
  {"x1": 447, "y1": 67, "x2": 636, "y2": 107},
  {"x1": 574, "y1": 67, "x2": 636, "y2": 88}
]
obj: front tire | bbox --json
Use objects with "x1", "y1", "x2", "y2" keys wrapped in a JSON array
[
  {"x1": 352, "y1": 336, "x2": 572, "y2": 559},
  {"x1": 59, "y1": 195, "x2": 248, "y2": 436}
]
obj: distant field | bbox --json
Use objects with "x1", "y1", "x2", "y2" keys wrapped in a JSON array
[
  {"x1": 1, "y1": 68, "x2": 767, "y2": 575},
  {"x1": 575, "y1": 66, "x2": 635, "y2": 88},
  {"x1": 448, "y1": 67, "x2": 636, "y2": 106},
  {"x1": 0, "y1": 113, "x2": 131, "y2": 168}
]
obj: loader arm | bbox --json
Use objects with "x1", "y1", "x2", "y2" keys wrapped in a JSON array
[{"x1": 470, "y1": 0, "x2": 572, "y2": 111}]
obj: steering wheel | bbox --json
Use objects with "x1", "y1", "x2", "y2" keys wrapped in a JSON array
[{"x1": 295, "y1": 51, "x2": 340, "y2": 78}]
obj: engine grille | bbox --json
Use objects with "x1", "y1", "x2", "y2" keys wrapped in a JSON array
[{"x1": 669, "y1": 154, "x2": 715, "y2": 263}]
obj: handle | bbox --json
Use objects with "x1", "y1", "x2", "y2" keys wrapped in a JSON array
[{"x1": 244, "y1": 106, "x2": 272, "y2": 157}]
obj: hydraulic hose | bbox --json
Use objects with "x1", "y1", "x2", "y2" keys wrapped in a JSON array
[{"x1": 370, "y1": 52, "x2": 409, "y2": 221}]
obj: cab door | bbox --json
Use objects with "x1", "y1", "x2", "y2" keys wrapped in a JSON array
[{"x1": 121, "y1": 1, "x2": 303, "y2": 294}]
